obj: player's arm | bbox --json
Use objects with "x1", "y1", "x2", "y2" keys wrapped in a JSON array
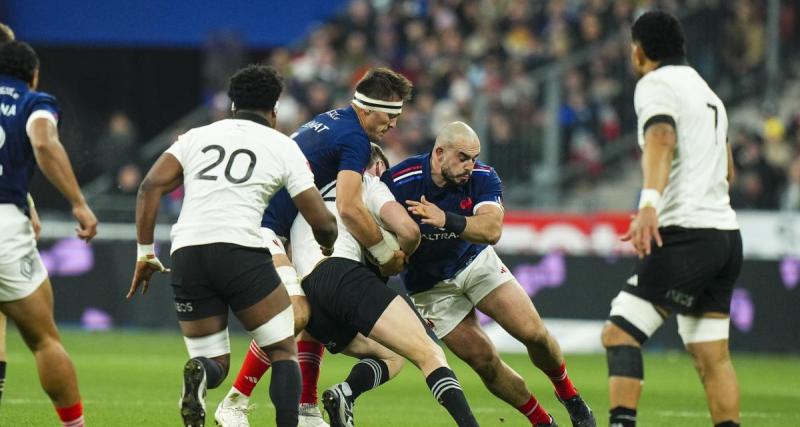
[
  {"x1": 338, "y1": 170, "x2": 403, "y2": 272},
  {"x1": 640, "y1": 122, "x2": 677, "y2": 194},
  {"x1": 135, "y1": 153, "x2": 182, "y2": 245},
  {"x1": 726, "y1": 143, "x2": 735, "y2": 184},
  {"x1": 462, "y1": 204, "x2": 503, "y2": 244},
  {"x1": 27, "y1": 193, "x2": 41, "y2": 241},
  {"x1": 379, "y1": 200, "x2": 421, "y2": 255},
  {"x1": 29, "y1": 118, "x2": 97, "y2": 241},
  {"x1": 292, "y1": 188, "x2": 338, "y2": 252},
  {"x1": 406, "y1": 195, "x2": 503, "y2": 245},
  {"x1": 623, "y1": 121, "x2": 677, "y2": 258},
  {"x1": 127, "y1": 152, "x2": 181, "y2": 298}
]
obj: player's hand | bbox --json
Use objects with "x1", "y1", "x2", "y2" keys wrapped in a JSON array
[
  {"x1": 127, "y1": 256, "x2": 170, "y2": 299},
  {"x1": 406, "y1": 195, "x2": 445, "y2": 228},
  {"x1": 30, "y1": 206, "x2": 42, "y2": 241},
  {"x1": 72, "y1": 202, "x2": 98, "y2": 242},
  {"x1": 621, "y1": 207, "x2": 662, "y2": 258},
  {"x1": 379, "y1": 250, "x2": 406, "y2": 277}
]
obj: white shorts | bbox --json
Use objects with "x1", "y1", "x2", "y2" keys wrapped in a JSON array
[
  {"x1": 410, "y1": 246, "x2": 514, "y2": 338},
  {"x1": 0, "y1": 205, "x2": 48, "y2": 302}
]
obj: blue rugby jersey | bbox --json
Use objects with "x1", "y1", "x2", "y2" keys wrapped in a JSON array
[
  {"x1": 261, "y1": 106, "x2": 371, "y2": 237},
  {"x1": 380, "y1": 152, "x2": 503, "y2": 294},
  {"x1": 0, "y1": 75, "x2": 60, "y2": 211}
]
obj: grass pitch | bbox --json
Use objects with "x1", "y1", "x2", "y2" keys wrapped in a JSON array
[{"x1": 1, "y1": 330, "x2": 798, "y2": 426}]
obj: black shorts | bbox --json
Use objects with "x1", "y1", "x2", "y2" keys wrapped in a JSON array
[
  {"x1": 302, "y1": 257, "x2": 398, "y2": 354},
  {"x1": 170, "y1": 243, "x2": 280, "y2": 321},
  {"x1": 624, "y1": 227, "x2": 742, "y2": 314}
]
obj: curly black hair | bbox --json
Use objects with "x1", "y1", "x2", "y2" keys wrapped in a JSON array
[
  {"x1": 0, "y1": 41, "x2": 39, "y2": 84},
  {"x1": 631, "y1": 11, "x2": 686, "y2": 62},
  {"x1": 228, "y1": 64, "x2": 283, "y2": 112},
  {"x1": 355, "y1": 67, "x2": 413, "y2": 102}
]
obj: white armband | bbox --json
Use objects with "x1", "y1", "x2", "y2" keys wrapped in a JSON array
[{"x1": 368, "y1": 239, "x2": 394, "y2": 265}]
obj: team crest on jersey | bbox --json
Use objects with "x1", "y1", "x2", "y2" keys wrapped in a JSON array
[{"x1": 460, "y1": 197, "x2": 473, "y2": 211}]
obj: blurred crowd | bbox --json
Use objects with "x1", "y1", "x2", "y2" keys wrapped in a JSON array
[{"x1": 94, "y1": 0, "x2": 800, "y2": 213}]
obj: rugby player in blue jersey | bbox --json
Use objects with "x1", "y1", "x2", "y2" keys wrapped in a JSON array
[
  {"x1": 216, "y1": 68, "x2": 413, "y2": 427},
  {"x1": 0, "y1": 40, "x2": 97, "y2": 427},
  {"x1": 382, "y1": 122, "x2": 596, "y2": 427}
]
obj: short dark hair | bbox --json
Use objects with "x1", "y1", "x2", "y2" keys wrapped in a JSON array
[
  {"x1": 0, "y1": 23, "x2": 14, "y2": 43},
  {"x1": 631, "y1": 11, "x2": 686, "y2": 62},
  {"x1": 228, "y1": 64, "x2": 283, "y2": 112},
  {"x1": 368, "y1": 143, "x2": 390, "y2": 170},
  {"x1": 355, "y1": 67, "x2": 413, "y2": 102},
  {"x1": 0, "y1": 41, "x2": 39, "y2": 84}
]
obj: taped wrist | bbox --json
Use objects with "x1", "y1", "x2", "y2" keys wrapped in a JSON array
[
  {"x1": 368, "y1": 239, "x2": 394, "y2": 264},
  {"x1": 638, "y1": 189, "x2": 661, "y2": 212},
  {"x1": 444, "y1": 212, "x2": 467, "y2": 234},
  {"x1": 137, "y1": 243, "x2": 155, "y2": 260}
]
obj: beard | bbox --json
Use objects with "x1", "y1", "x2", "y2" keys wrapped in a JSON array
[{"x1": 442, "y1": 167, "x2": 469, "y2": 187}]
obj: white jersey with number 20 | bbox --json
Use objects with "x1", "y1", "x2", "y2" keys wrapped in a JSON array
[{"x1": 166, "y1": 119, "x2": 315, "y2": 253}]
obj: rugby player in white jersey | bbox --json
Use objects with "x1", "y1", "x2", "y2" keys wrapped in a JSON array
[
  {"x1": 290, "y1": 144, "x2": 479, "y2": 427},
  {"x1": 127, "y1": 65, "x2": 338, "y2": 427},
  {"x1": 601, "y1": 11, "x2": 742, "y2": 427}
]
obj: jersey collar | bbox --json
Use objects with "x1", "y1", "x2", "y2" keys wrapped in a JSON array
[
  {"x1": 657, "y1": 56, "x2": 688, "y2": 68},
  {"x1": 233, "y1": 111, "x2": 271, "y2": 128},
  {"x1": 0, "y1": 75, "x2": 30, "y2": 92}
]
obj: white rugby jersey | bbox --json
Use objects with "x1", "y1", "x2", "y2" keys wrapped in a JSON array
[
  {"x1": 166, "y1": 118, "x2": 315, "y2": 253},
  {"x1": 635, "y1": 64, "x2": 738, "y2": 230},
  {"x1": 290, "y1": 174, "x2": 396, "y2": 278}
]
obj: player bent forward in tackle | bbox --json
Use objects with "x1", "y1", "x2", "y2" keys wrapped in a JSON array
[
  {"x1": 218, "y1": 67, "x2": 413, "y2": 427},
  {"x1": 602, "y1": 12, "x2": 742, "y2": 427},
  {"x1": 127, "y1": 64, "x2": 337, "y2": 427},
  {"x1": 382, "y1": 122, "x2": 595, "y2": 427},
  {"x1": 291, "y1": 148, "x2": 479, "y2": 427}
]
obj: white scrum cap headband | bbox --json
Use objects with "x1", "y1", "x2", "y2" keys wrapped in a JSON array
[{"x1": 352, "y1": 91, "x2": 403, "y2": 114}]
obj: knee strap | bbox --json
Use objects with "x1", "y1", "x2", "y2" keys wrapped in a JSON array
[
  {"x1": 250, "y1": 305, "x2": 294, "y2": 348},
  {"x1": 606, "y1": 345, "x2": 643, "y2": 379},
  {"x1": 184, "y1": 329, "x2": 230, "y2": 359}
]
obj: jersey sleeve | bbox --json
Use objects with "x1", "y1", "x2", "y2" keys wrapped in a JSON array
[
  {"x1": 634, "y1": 75, "x2": 679, "y2": 148},
  {"x1": 281, "y1": 138, "x2": 316, "y2": 197},
  {"x1": 25, "y1": 94, "x2": 60, "y2": 138},
  {"x1": 364, "y1": 176, "x2": 397, "y2": 223},
  {"x1": 164, "y1": 132, "x2": 190, "y2": 166},
  {"x1": 335, "y1": 132, "x2": 371, "y2": 174},
  {"x1": 473, "y1": 167, "x2": 504, "y2": 214}
]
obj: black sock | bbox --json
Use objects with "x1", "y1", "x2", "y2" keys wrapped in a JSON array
[
  {"x1": 194, "y1": 357, "x2": 225, "y2": 389},
  {"x1": 610, "y1": 406, "x2": 637, "y2": 427},
  {"x1": 715, "y1": 422, "x2": 740, "y2": 427},
  {"x1": 425, "y1": 367, "x2": 478, "y2": 427},
  {"x1": 0, "y1": 361, "x2": 6, "y2": 407},
  {"x1": 270, "y1": 360, "x2": 301, "y2": 427},
  {"x1": 344, "y1": 358, "x2": 389, "y2": 399}
]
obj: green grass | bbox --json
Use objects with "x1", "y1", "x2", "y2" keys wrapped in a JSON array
[{"x1": 1, "y1": 330, "x2": 798, "y2": 426}]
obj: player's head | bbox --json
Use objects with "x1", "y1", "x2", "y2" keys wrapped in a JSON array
[
  {"x1": 352, "y1": 67, "x2": 413, "y2": 142},
  {"x1": 0, "y1": 23, "x2": 15, "y2": 43},
  {"x1": 0, "y1": 41, "x2": 40, "y2": 88},
  {"x1": 630, "y1": 10, "x2": 686, "y2": 79},
  {"x1": 228, "y1": 64, "x2": 283, "y2": 127},
  {"x1": 433, "y1": 121, "x2": 480, "y2": 186},
  {"x1": 366, "y1": 143, "x2": 390, "y2": 177}
]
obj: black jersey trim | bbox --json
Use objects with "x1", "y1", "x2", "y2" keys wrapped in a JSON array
[{"x1": 643, "y1": 114, "x2": 676, "y2": 133}]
